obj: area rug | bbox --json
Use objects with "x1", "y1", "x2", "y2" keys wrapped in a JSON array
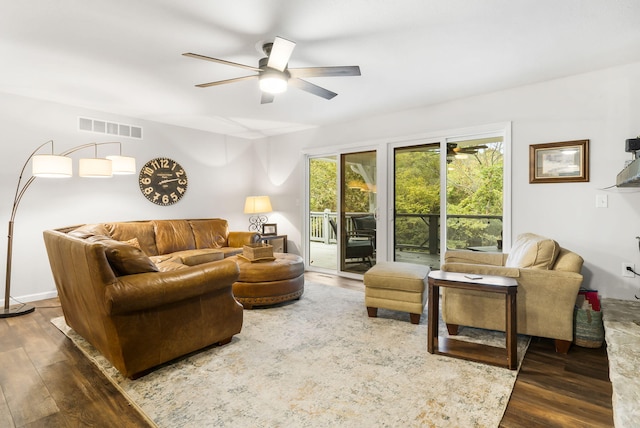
[{"x1": 52, "y1": 282, "x2": 529, "y2": 427}]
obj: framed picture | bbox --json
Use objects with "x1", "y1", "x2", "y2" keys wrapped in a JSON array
[
  {"x1": 529, "y1": 139, "x2": 589, "y2": 183},
  {"x1": 262, "y1": 223, "x2": 277, "y2": 236}
]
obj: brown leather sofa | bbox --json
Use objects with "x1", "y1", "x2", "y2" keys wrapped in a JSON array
[{"x1": 43, "y1": 219, "x2": 259, "y2": 378}]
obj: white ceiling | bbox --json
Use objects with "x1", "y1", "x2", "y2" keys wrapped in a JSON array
[{"x1": 2, "y1": 0, "x2": 640, "y2": 139}]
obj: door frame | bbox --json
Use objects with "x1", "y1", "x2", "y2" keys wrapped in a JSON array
[{"x1": 303, "y1": 121, "x2": 511, "y2": 277}]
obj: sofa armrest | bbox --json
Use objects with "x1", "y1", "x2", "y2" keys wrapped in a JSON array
[
  {"x1": 516, "y1": 269, "x2": 583, "y2": 297},
  {"x1": 444, "y1": 250, "x2": 507, "y2": 266},
  {"x1": 442, "y1": 262, "x2": 520, "y2": 278},
  {"x1": 105, "y1": 259, "x2": 239, "y2": 315},
  {"x1": 228, "y1": 231, "x2": 259, "y2": 247}
]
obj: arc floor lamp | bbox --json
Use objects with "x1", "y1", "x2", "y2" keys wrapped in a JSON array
[{"x1": 1, "y1": 140, "x2": 136, "y2": 318}]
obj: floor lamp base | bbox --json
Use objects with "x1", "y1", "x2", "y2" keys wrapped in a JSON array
[{"x1": 0, "y1": 303, "x2": 35, "y2": 318}]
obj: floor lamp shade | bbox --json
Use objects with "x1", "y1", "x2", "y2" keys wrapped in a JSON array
[
  {"x1": 31, "y1": 155, "x2": 72, "y2": 177},
  {"x1": 106, "y1": 155, "x2": 136, "y2": 174},
  {"x1": 79, "y1": 158, "x2": 113, "y2": 177},
  {"x1": 4, "y1": 140, "x2": 138, "y2": 319}
]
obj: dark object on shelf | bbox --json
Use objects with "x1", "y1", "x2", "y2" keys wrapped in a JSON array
[
  {"x1": 625, "y1": 138, "x2": 640, "y2": 153},
  {"x1": 259, "y1": 235, "x2": 288, "y2": 253}
]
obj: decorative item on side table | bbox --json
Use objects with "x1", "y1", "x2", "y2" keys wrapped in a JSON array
[
  {"x1": 240, "y1": 243, "x2": 275, "y2": 262},
  {"x1": 259, "y1": 235, "x2": 288, "y2": 253},
  {"x1": 262, "y1": 223, "x2": 277, "y2": 235},
  {"x1": 244, "y1": 195, "x2": 272, "y2": 232},
  {"x1": 3, "y1": 140, "x2": 136, "y2": 318},
  {"x1": 530, "y1": 139, "x2": 589, "y2": 183}
]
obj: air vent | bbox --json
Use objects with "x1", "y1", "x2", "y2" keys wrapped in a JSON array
[{"x1": 78, "y1": 117, "x2": 143, "y2": 140}]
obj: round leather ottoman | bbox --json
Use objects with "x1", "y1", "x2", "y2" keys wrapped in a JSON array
[{"x1": 231, "y1": 253, "x2": 304, "y2": 308}]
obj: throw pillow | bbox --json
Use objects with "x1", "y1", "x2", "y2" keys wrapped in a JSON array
[
  {"x1": 505, "y1": 233, "x2": 560, "y2": 270},
  {"x1": 122, "y1": 237, "x2": 142, "y2": 250},
  {"x1": 88, "y1": 235, "x2": 158, "y2": 276}
]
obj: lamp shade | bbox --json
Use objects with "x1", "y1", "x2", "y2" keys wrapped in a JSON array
[
  {"x1": 106, "y1": 155, "x2": 136, "y2": 174},
  {"x1": 31, "y1": 154, "x2": 73, "y2": 178},
  {"x1": 79, "y1": 158, "x2": 112, "y2": 177},
  {"x1": 244, "y1": 196, "x2": 273, "y2": 214}
]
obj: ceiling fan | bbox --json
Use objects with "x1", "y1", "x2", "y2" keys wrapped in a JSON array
[
  {"x1": 183, "y1": 36, "x2": 361, "y2": 104},
  {"x1": 447, "y1": 143, "x2": 489, "y2": 155}
]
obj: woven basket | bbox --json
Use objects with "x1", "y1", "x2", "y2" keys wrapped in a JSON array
[
  {"x1": 573, "y1": 307, "x2": 604, "y2": 348},
  {"x1": 242, "y1": 243, "x2": 273, "y2": 260}
]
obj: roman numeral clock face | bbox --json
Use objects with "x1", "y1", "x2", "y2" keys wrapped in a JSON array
[{"x1": 138, "y1": 158, "x2": 188, "y2": 205}]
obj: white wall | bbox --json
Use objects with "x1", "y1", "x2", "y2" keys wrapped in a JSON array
[
  {"x1": 0, "y1": 92, "x2": 254, "y2": 304},
  {"x1": 4, "y1": 60, "x2": 640, "y2": 303},
  {"x1": 259, "y1": 61, "x2": 640, "y2": 301}
]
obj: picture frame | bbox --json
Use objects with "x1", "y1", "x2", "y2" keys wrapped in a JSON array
[
  {"x1": 262, "y1": 223, "x2": 277, "y2": 236},
  {"x1": 529, "y1": 139, "x2": 589, "y2": 183}
]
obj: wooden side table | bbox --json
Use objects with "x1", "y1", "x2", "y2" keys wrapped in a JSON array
[
  {"x1": 427, "y1": 270, "x2": 519, "y2": 370},
  {"x1": 259, "y1": 234, "x2": 288, "y2": 253}
]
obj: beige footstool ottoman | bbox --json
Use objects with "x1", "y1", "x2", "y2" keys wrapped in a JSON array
[{"x1": 364, "y1": 261, "x2": 430, "y2": 324}]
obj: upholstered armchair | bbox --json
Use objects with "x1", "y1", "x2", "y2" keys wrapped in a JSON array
[{"x1": 441, "y1": 233, "x2": 584, "y2": 353}]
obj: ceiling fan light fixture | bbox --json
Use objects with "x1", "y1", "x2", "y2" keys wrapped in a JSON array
[{"x1": 259, "y1": 71, "x2": 288, "y2": 94}]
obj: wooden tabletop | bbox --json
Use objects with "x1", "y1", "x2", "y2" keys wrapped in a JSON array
[{"x1": 428, "y1": 270, "x2": 517, "y2": 288}]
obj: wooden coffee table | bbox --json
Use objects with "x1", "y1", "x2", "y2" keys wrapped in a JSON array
[{"x1": 427, "y1": 271, "x2": 519, "y2": 370}]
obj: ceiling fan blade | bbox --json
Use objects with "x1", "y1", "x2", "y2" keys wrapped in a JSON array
[
  {"x1": 267, "y1": 37, "x2": 296, "y2": 72},
  {"x1": 195, "y1": 75, "x2": 257, "y2": 88},
  {"x1": 183, "y1": 52, "x2": 260, "y2": 72},
  {"x1": 289, "y1": 78, "x2": 337, "y2": 100},
  {"x1": 289, "y1": 66, "x2": 361, "y2": 78},
  {"x1": 261, "y1": 92, "x2": 275, "y2": 104}
]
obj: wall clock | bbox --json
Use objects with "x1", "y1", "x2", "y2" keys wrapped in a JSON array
[{"x1": 138, "y1": 157, "x2": 188, "y2": 205}]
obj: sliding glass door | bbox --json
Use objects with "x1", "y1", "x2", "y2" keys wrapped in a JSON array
[
  {"x1": 340, "y1": 151, "x2": 377, "y2": 274},
  {"x1": 306, "y1": 123, "x2": 509, "y2": 275},
  {"x1": 308, "y1": 156, "x2": 338, "y2": 270},
  {"x1": 391, "y1": 132, "x2": 506, "y2": 269},
  {"x1": 393, "y1": 143, "x2": 441, "y2": 268},
  {"x1": 445, "y1": 136, "x2": 504, "y2": 252},
  {"x1": 307, "y1": 150, "x2": 377, "y2": 275}
]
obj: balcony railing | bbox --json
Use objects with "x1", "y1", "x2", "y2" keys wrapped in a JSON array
[{"x1": 310, "y1": 211, "x2": 503, "y2": 253}]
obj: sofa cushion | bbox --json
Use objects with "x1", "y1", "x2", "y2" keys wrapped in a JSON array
[
  {"x1": 88, "y1": 235, "x2": 159, "y2": 276},
  {"x1": 68, "y1": 223, "x2": 109, "y2": 239},
  {"x1": 505, "y1": 233, "x2": 560, "y2": 270},
  {"x1": 189, "y1": 219, "x2": 229, "y2": 249},
  {"x1": 155, "y1": 260, "x2": 189, "y2": 272},
  {"x1": 153, "y1": 220, "x2": 196, "y2": 254},
  {"x1": 173, "y1": 249, "x2": 225, "y2": 266},
  {"x1": 104, "y1": 221, "x2": 158, "y2": 256}
]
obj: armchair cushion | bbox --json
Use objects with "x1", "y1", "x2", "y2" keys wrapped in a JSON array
[{"x1": 505, "y1": 233, "x2": 560, "y2": 269}]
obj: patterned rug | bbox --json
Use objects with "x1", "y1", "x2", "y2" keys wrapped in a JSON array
[{"x1": 52, "y1": 282, "x2": 529, "y2": 427}]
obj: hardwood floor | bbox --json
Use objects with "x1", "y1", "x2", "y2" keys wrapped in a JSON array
[{"x1": 1, "y1": 272, "x2": 613, "y2": 427}]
